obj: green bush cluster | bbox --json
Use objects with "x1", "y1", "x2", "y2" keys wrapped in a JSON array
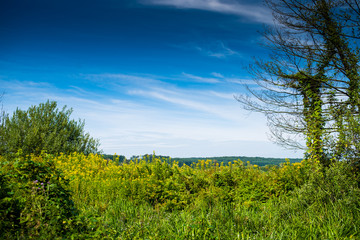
[
  {"x1": 1, "y1": 152, "x2": 359, "y2": 239},
  {"x1": 0, "y1": 153, "x2": 87, "y2": 239},
  {"x1": 96, "y1": 158, "x2": 311, "y2": 212},
  {"x1": 0, "y1": 101, "x2": 100, "y2": 157},
  {"x1": 73, "y1": 155, "x2": 359, "y2": 239}
]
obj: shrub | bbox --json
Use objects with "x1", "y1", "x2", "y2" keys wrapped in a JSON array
[
  {"x1": 0, "y1": 153, "x2": 82, "y2": 239},
  {"x1": 0, "y1": 172, "x2": 21, "y2": 236},
  {"x1": 0, "y1": 100, "x2": 100, "y2": 156}
]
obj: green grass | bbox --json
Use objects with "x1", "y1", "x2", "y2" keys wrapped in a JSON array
[{"x1": 1, "y1": 153, "x2": 359, "y2": 239}]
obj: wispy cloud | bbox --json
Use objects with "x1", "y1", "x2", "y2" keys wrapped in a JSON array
[
  {"x1": 141, "y1": 0, "x2": 273, "y2": 24},
  {"x1": 80, "y1": 73, "x2": 166, "y2": 87},
  {"x1": 182, "y1": 72, "x2": 220, "y2": 83},
  {"x1": 226, "y1": 77, "x2": 255, "y2": 85},
  {"x1": 170, "y1": 41, "x2": 241, "y2": 59},
  {"x1": 1, "y1": 72, "x2": 303, "y2": 158},
  {"x1": 80, "y1": 72, "x2": 251, "y2": 122},
  {"x1": 207, "y1": 90, "x2": 235, "y2": 100},
  {"x1": 211, "y1": 72, "x2": 224, "y2": 78},
  {"x1": 0, "y1": 79, "x2": 53, "y2": 90},
  {"x1": 128, "y1": 88, "x2": 241, "y2": 121},
  {"x1": 195, "y1": 41, "x2": 240, "y2": 58}
]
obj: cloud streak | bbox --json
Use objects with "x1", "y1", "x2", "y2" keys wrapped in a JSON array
[
  {"x1": 182, "y1": 73, "x2": 220, "y2": 83},
  {"x1": 141, "y1": 0, "x2": 273, "y2": 24},
  {"x1": 128, "y1": 88, "x2": 241, "y2": 122},
  {"x1": 171, "y1": 41, "x2": 242, "y2": 59},
  {"x1": 195, "y1": 41, "x2": 240, "y2": 58}
]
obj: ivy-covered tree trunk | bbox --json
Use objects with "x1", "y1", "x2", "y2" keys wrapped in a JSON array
[{"x1": 300, "y1": 75, "x2": 326, "y2": 165}]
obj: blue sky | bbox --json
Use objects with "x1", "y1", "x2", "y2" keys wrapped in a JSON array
[{"x1": 1, "y1": 0, "x2": 303, "y2": 158}]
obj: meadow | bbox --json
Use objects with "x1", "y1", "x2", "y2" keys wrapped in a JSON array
[{"x1": 1, "y1": 152, "x2": 359, "y2": 239}]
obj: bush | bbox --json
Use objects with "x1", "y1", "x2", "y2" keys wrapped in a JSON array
[
  {"x1": 0, "y1": 100, "x2": 100, "y2": 156},
  {"x1": 0, "y1": 153, "x2": 82, "y2": 239},
  {"x1": 0, "y1": 172, "x2": 21, "y2": 236},
  {"x1": 5, "y1": 153, "x2": 355, "y2": 239}
]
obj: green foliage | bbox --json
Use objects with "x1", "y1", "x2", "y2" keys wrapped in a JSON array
[
  {"x1": 172, "y1": 156, "x2": 302, "y2": 167},
  {"x1": 0, "y1": 100, "x2": 100, "y2": 156},
  {"x1": 1, "y1": 152, "x2": 359, "y2": 239},
  {"x1": 0, "y1": 172, "x2": 21, "y2": 236},
  {"x1": 102, "y1": 153, "x2": 126, "y2": 165},
  {"x1": 0, "y1": 153, "x2": 81, "y2": 239},
  {"x1": 265, "y1": 161, "x2": 360, "y2": 239},
  {"x1": 326, "y1": 107, "x2": 360, "y2": 169},
  {"x1": 237, "y1": 0, "x2": 360, "y2": 166},
  {"x1": 53, "y1": 154, "x2": 358, "y2": 239}
]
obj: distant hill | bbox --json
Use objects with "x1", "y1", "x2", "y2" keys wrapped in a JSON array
[
  {"x1": 172, "y1": 156, "x2": 302, "y2": 167},
  {"x1": 102, "y1": 153, "x2": 302, "y2": 167}
]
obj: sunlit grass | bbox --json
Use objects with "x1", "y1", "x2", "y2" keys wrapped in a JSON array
[{"x1": 1, "y1": 153, "x2": 359, "y2": 239}]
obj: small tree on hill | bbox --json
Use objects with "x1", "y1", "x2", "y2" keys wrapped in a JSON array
[{"x1": 0, "y1": 100, "x2": 100, "y2": 156}]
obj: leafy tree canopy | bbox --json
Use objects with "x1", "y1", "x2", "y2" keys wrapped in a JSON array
[{"x1": 0, "y1": 100, "x2": 100, "y2": 156}]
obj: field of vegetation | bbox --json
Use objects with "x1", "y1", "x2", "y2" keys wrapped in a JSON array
[
  {"x1": 2, "y1": 0, "x2": 360, "y2": 237},
  {"x1": 1, "y1": 152, "x2": 359, "y2": 239}
]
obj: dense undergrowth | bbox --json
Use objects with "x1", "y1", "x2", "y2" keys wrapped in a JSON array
[{"x1": 1, "y1": 152, "x2": 359, "y2": 239}]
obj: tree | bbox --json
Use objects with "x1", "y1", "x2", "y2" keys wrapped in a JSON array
[
  {"x1": 0, "y1": 93, "x2": 6, "y2": 127},
  {"x1": 0, "y1": 93, "x2": 7, "y2": 154},
  {"x1": 236, "y1": 0, "x2": 360, "y2": 165},
  {"x1": 0, "y1": 100, "x2": 100, "y2": 156}
]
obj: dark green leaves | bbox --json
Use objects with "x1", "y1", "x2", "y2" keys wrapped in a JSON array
[{"x1": 0, "y1": 100, "x2": 100, "y2": 156}]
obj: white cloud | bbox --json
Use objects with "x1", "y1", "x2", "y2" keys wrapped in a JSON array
[
  {"x1": 170, "y1": 41, "x2": 242, "y2": 59},
  {"x1": 223, "y1": 77, "x2": 259, "y2": 86},
  {"x1": 207, "y1": 90, "x2": 235, "y2": 100},
  {"x1": 182, "y1": 72, "x2": 220, "y2": 83},
  {"x1": 129, "y1": 88, "x2": 241, "y2": 121},
  {"x1": 211, "y1": 72, "x2": 224, "y2": 78},
  {"x1": 80, "y1": 73, "x2": 167, "y2": 88},
  {"x1": 141, "y1": 0, "x2": 273, "y2": 24},
  {"x1": 0, "y1": 73, "x2": 303, "y2": 158},
  {"x1": 195, "y1": 41, "x2": 240, "y2": 58}
]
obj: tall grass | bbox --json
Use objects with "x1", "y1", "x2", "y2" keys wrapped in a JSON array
[{"x1": 1, "y1": 153, "x2": 359, "y2": 239}]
